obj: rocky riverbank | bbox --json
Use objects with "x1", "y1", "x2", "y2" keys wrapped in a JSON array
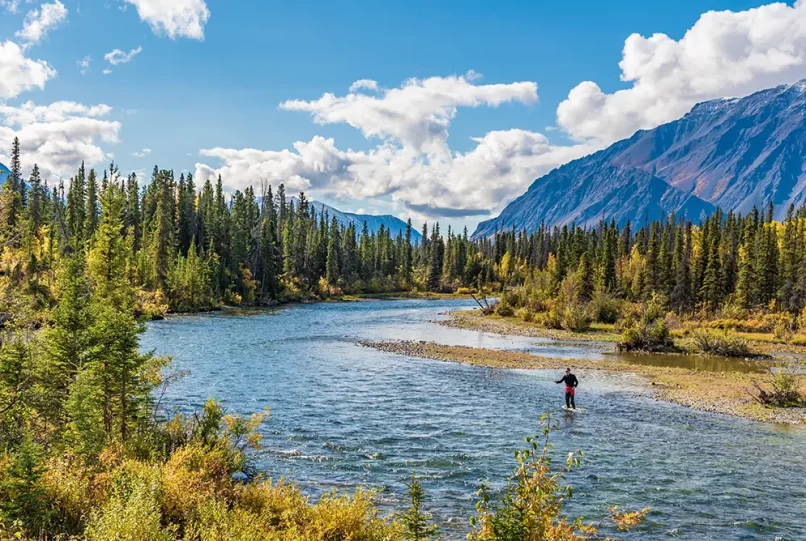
[{"x1": 360, "y1": 339, "x2": 806, "y2": 425}]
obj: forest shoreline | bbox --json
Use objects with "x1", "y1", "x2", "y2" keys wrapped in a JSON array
[
  {"x1": 359, "y1": 338, "x2": 806, "y2": 426},
  {"x1": 155, "y1": 290, "x2": 473, "y2": 318},
  {"x1": 441, "y1": 309, "x2": 806, "y2": 356}
]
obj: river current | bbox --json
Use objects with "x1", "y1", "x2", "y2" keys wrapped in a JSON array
[{"x1": 141, "y1": 299, "x2": 806, "y2": 540}]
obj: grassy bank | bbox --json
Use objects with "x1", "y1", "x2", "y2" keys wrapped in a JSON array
[
  {"x1": 360, "y1": 340, "x2": 806, "y2": 425},
  {"x1": 444, "y1": 309, "x2": 806, "y2": 356}
]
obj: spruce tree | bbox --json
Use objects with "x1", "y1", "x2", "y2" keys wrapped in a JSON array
[
  {"x1": 427, "y1": 223, "x2": 442, "y2": 291},
  {"x1": 84, "y1": 169, "x2": 99, "y2": 240},
  {"x1": 26, "y1": 164, "x2": 44, "y2": 237},
  {"x1": 326, "y1": 216, "x2": 341, "y2": 286},
  {"x1": 404, "y1": 219, "x2": 413, "y2": 284}
]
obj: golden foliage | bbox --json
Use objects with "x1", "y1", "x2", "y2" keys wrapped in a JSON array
[{"x1": 609, "y1": 506, "x2": 650, "y2": 532}]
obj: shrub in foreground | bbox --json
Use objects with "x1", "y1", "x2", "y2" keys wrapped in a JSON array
[
  {"x1": 691, "y1": 329, "x2": 751, "y2": 357},
  {"x1": 469, "y1": 414, "x2": 648, "y2": 540},
  {"x1": 588, "y1": 289, "x2": 621, "y2": 324},
  {"x1": 617, "y1": 294, "x2": 677, "y2": 352},
  {"x1": 561, "y1": 303, "x2": 592, "y2": 332},
  {"x1": 752, "y1": 362, "x2": 805, "y2": 408}
]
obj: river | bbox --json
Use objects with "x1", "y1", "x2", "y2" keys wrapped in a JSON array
[{"x1": 141, "y1": 298, "x2": 806, "y2": 540}]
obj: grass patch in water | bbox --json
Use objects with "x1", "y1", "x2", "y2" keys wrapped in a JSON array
[{"x1": 361, "y1": 340, "x2": 806, "y2": 425}]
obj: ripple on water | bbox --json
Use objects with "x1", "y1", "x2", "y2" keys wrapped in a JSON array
[{"x1": 143, "y1": 299, "x2": 806, "y2": 541}]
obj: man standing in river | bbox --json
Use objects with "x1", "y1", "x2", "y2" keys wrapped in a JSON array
[{"x1": 556, "y1": 368, "x2": 578, "y2": 409}]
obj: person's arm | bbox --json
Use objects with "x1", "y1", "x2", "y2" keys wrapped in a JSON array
[
  {"x1": 573, "y1": 376, "x2": 579, "y2": 387},
  {"x1": 555, "y1": 376, "x2": 564, "y2": 384}
]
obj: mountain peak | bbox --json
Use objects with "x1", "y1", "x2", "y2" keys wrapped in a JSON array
[{"x1": 474, "y1": 79, "x2": 806, "y2": 239}]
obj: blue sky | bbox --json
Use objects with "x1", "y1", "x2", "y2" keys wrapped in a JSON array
[{"x1": 0, "y1": 0, "x2": 803, "y2": 232}]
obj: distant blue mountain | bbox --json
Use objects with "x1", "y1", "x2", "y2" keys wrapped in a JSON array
[
  {"x1": 474, "y1": 79, "x2": 806, "y2": 238},
  {"x1": 291, "y1": 197, "x2": 421, "y2": 241},
  {"x1": 310, "y1": 200, "x2": 421, "y2": 242},
  {"x1": 0, "y1": 162, "x2": 9, "y2": 185}
]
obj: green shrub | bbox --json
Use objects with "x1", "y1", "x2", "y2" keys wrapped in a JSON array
[
  {"x1": 538, "y1": 303, "x2": 564, "y2": 330},
  {"x1": 618, "y1": 319, "x2": 675, "y2": 352},
  {"x1": 719, "y1": 301, "x2": 748, "y2": 320},
  {"x1": 617, "y1": 299, "x2": 676, "y2": 352},
  {"x1": 468, "y1": 414, "x2": 647, "y2": 540},
  {"x1": 751, "y1": 362, "x2": 805, "y2": 408},
  {"x1": 691, "y1": 329, "x2": 750, "y2": 357},
  {"x1": 0, "y1": 437, "x2": 51, "y2": 533},
  {"x1": 561, "y1": 303, "x2": 592, "y2": 332},
  {"x1": 773, "y1": 319, "x2": 796, "y2": 343},
  {"x1": 589, "y1": 289, "x2": 621, "y2": 324},
  {"x1": 399, "y1": 474, "x2": 439, "y2": 541},
  {"x1": 85, "y1": 472, "x2": 171, "y2": 541},
  {"x1": 515, "y1": 308, "x2": 535, "y2": 323},
  {"x1": 495, "y1": 302, "x2": 515, "y2": 318}
]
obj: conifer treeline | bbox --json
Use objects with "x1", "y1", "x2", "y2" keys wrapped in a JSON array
[
  {"x1": 2, "y1": 137, "x2": 806, "y2": 316},
  {"x1": 483, "y1": 204, "x2": 806, "y2": 315},
  {"x1": 0, "y1": 139, "x2": 495, "y2": 313}
]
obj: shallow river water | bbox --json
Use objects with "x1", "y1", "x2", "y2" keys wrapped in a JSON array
[{"x1": 142, "y1": 299, "x2": 806, "y2": 540}]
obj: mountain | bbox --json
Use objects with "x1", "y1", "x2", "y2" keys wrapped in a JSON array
[
  {"x1": 300, "y1": 198, "x2": 421, "y2": 242},
  {"x1": 474, "y1": 80, "x2": 806, "y2": 238},
  {"x1": 0, "y1": 162, "x2": 9, "y2": 185}
]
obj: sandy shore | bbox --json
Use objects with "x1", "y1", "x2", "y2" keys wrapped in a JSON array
[{"x1": 360, "y1": 339, "x2": 806, "y2": 425}]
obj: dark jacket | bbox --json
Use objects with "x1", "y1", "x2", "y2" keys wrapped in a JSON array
[{"x1": 556, "y1": 374, "x2": 578, "y2": 387}]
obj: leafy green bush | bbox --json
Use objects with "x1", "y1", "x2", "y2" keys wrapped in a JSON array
[
  {"x1": 495, "y1": 302, "x2": 515, "y2": 318},
  {"x1": 468, "y1": 414, "x2": 647, "y2": 540},
  {"x1": 618, "y1": 319, "x2": 675, "y2": 352},
  {"x1": 773, "y1": 319, "x2": 796, "y2": 343},
  {"x1": 752, "y1": 362, "x2": 805, "y2": 408},
  {"x1": 515, "y1": 308, "x2": 535, "y2": 323},
  {"x1": 537, "y1": 303, "x2": 564, "y2": 330},
  {"x1": 798, "y1": 307, "x2": 806, "y2": 332},
  {"x1": 561, "y1": 303, "x2": 592, "y2": 332},
  {"x1": 691, "y1": 329, "x2": 750, "y2": 357},
  {"x1": 85, "y1": 472, "x2": 171, "y2": 541},
  {"x1": 399, "y1": 474, "x2": 439, "y2": 541},
  {"x1": 617, "y1": 298, "x2": 676, "y2": 352},
  {"x1": 589, "y1": 289, "x2": 621, "y2": 324}
]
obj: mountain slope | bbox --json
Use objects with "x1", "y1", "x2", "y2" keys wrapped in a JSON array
[
  {"x1": 306, "y1": 199, "x2": 421, "y2": 241},
  {"x1": 474, "y1": 80, "x2": 806, "y2": 238}
]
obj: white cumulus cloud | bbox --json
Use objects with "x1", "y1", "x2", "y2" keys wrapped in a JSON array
[
  {"x1": 198, "y1": 2, "x2": 806, "y2": 221},
  {"x1": 0, "y1": 40, "x2": 56, "y2": 100},
  {"x1": 0, "y1": 101, "x2": 120, "y2": 181},
  {"x1": 280, "y1": 72, "x2": 538, "y2": 155},
  {"x1": 557, "y1": 0, "x2": 806, "y2": 144},
  {"x1": 132, "y1": 147, "x2": 151, "y2": 158},
  {"x1": 16, "y1": 1, "x2": 68, "y2": 46},
  {"x1": 194, "y1": 74, "x2": 559, "y2": 218},
  {"x1": 194, "y1": 75, "x2": 596, "y2": 219},
  {"x1": 123, "y1": 0, "x2": 210, "y2": 40},
  {"x1": 194, "y1": 131, "x2": 595, "y2": 219}
]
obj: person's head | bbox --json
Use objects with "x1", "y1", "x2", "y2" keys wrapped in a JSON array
[{"x1": 565, "y1": 368, "x2": 571, "y2": 375}]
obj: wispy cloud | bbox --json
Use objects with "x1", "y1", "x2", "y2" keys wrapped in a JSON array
[
  {"x1": 16, "y1": 1, "x2": 68, "y2": 47},
  {"x1": 104, "y1": 46, "x2": 142, "y2": 66},
  {"x1": 77, "y1": 55, "x2": 91, "y2": 75}
]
